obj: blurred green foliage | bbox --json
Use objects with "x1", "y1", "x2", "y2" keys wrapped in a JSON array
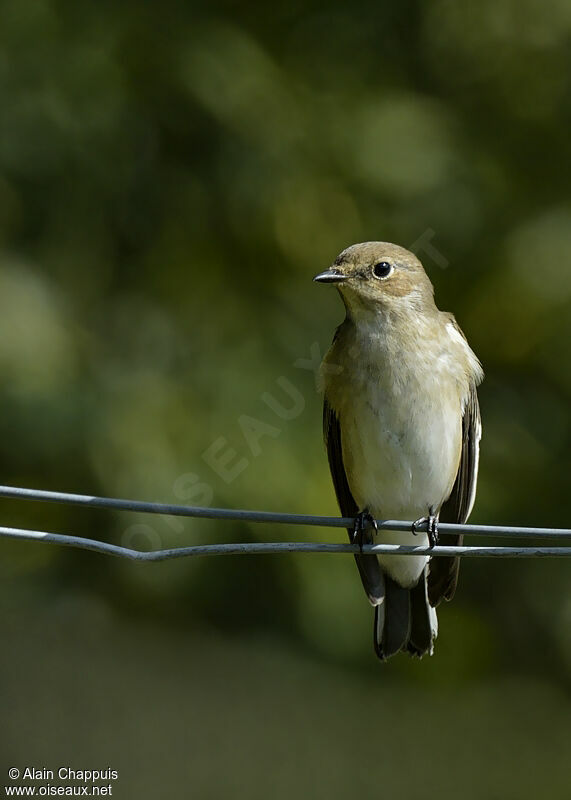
[{"x1": 1, "y1": 0, "x2": 570, "y2": 795}]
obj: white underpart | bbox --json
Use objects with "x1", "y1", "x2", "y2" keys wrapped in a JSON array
[
  {"x1": 340, "y1": 369, "x2": 461, "y2": 587},
  {"x1": 322, "y1": 312, "x2": 479, "y2": 589}
]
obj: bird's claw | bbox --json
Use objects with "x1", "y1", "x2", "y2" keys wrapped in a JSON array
[
  {"x1": 352, "y1": 509, "x2": 378, "y2": 553},
  {"x1": 412, "y1": 512, "x2": 439, "y2": 548}
]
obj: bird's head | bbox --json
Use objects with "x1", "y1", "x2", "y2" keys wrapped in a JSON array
[{"x1": 314, "y1": 242, "x2": 435, "y2": 317}]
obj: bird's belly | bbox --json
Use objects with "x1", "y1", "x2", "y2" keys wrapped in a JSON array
[
  {"x1": 340, "y1": 390, "x2": 461, "y2": 586},
  {"x1": 345, "y1": 413, "x2": 460, "y2": 517}
]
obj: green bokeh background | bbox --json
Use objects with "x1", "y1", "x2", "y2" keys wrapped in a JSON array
[{"x1": 1, "y1": 0, "x2": 570, "y2": 797}]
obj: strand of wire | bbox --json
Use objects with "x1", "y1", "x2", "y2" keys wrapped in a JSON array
[
  {"x1": 1, "y1": 526, "x2": 570, "y2": 560},
  {"x1": 1, "y1": 484, "x2": 570, "y2": 540}
]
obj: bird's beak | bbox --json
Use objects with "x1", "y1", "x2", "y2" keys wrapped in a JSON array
[{"x1": 313, "y1": 268, "x2": 347, "y2": 284}]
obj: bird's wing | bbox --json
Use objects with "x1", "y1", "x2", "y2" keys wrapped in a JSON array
[
  {"x1": 428, "y1": 381, "x2": 482, "y2": 606},
  {"x1": 323, "y1": 398, "x2": 385, "y2": 605}
]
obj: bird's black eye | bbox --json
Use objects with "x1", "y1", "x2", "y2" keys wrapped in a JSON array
[{"x1": 372, "y1": 261, "x2": 392, "y2": 279}]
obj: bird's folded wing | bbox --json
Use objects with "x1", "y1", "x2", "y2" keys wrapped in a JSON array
[
  {"x1": 428, "y1": 382, "x2": 482, "y2": 606},
  {"x1": 323, "y1": 399, "x2": 385, "y2": 605}
]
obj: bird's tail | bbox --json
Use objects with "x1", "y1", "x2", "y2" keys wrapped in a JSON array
[{"x1": 373, "y1": 568, "x2": 437, "y2": 660}]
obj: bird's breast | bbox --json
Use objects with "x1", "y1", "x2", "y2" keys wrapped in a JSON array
[{"x1": 324, "y1": 328, "x2": 463, "y2": 521}]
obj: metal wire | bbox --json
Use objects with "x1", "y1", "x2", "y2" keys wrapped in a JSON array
[
  {"x1": 1, "y1": 525, "x2": 570, "y2": 560},
  {"x1": 0, "y1": 484, "x2": 570, "y2": 560},
  {"x1": 1, "y1": 484, "x2": 570, "y2": 538}
]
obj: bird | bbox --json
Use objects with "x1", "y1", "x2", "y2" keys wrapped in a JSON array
[{"x1": 314, "y1": 241, "x2": 483, "y2": 660}]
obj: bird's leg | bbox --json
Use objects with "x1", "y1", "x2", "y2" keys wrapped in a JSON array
[
  {"x1": 352, "y1": 509, "x2": 378, "y2": 553},
  {"x1": 412, "y1": 507, "x2": 439, "y2": 548}
]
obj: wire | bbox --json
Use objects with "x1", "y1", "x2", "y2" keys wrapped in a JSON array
[
  {"x1": 0, "y1": 484, "x2": 570, "y2": 560},
  {"x1": 1, "y1": 526, "x2": 570, "y2": 560},
  {"x1": 1, "y1": 484, "x2": 570, "y2": 539}
]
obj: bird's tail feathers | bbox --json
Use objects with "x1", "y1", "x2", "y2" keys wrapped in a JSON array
[{"x1": 374, "y1": 568, "x2": 437, "y2": 660}]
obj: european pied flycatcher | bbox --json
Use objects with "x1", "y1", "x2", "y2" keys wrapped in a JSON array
[{"x1": 315, "y1": 242, "x2": 483, "y2": 660}]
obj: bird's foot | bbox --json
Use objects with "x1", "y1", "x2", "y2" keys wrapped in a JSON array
[
  {"x1": 352, "y1": 509, "x2": 378, "y2": 553},
  {"x1": 412, "y1": 510, "x2": 439, "y2": 548}
]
